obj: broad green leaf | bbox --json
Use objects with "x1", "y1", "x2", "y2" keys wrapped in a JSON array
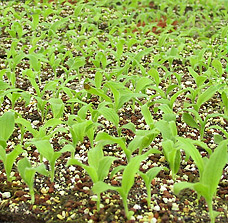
[
  {"x1": 190, "y1": 139, "x2": 212, "y2": 155},
  {"x1": 49, "y1": 98, "x2": 64, "y2": 119},
  {"x1": 98, "y1": 107, "x2": 119, "y2": 127},
  {"x1": 27, "y1": 54, "x2": 40, "y2": 72},
  {"x1": 148, "y1": 68, "x2": 160, "y2": 86},
  {"x1": 92, "y1": 181, "x2": 117, "y2": 195},
  {"x1": 155, "y1": 120, "x2": 172, "y2": 141},
  {"x1": 70, "y1": 122, "x2": 87, "y2": 146},
  {"x1": 48, "y1": 17, "x2": 68, "y2": 36},
  {"x1": 0, "y1": 111, "x2": 15, "y2": 142},
  {"x1": 196, "y1": 85, "x2": 220, "y2": 111},
  {"x1": 67, "y1": 158, "x2": 98, "y2": 183},
  {"x1": 77, "y1": 103, "x2": 92, "y2": 120},
  {"x1": 166, "y1": 85, "x2": 178, "y2": 95},
  {"x1": 0, "y1": 145, "x2": 6, "y2": 161},
  {"x1": 15, "y1": 117, "x2": 37, "y2": 136},
  {"x1": 95, "y1": 132, "x2": 127, "y2": 155},
  {"x1": 86, "y1": 87, "x2": 112, "y2": 103},
  {"x1": 159, "y1": 104, "x2": 173, "y2": 114},
  {"x1": 5, "y1": 144, "x2": 23, "y2": 180},
  {"x1": 118, "y1": 93, "x2": 146, "y2": 110},
  {"x1": 97, "y1": 156, "x2": 117, "y2": 181},
  {"x1": 177, "y1": 137, "x2": 204, "y2": 176},
  {"x1": 208, "y1": 125, "x2": 228, "y2": 138},
  {"x1": 60, "y1": 144, "x2": 75, "y2": 157},
  {"x1": 88, "y1": 144, "x2": 104, "y2": 170},
  {"x1": 143, "y1": 167, "x2": 165, "y2": 183},
  {"x1": 32, "y1": 140, "x2": 54, "y2": 161},
  {"x1": 121, "y1": 153, "x2": 149, "y2": 194},
  {"x1": 162, "y1": 140, "x2": 180, "y2": 176},
  {"x1": 212, "y1": 59, "x2": 223, "y2": 76},
  {"x1": 158, "y1": 34, "x2": 168, "y2": 47},
  {"x1": 42, "y1": 118, "x2": 62, "y2": 130},
  {"x1": 116, "y1": 39, "x2": 125, "y2": 59},
  {"x1": 169, "y1": 121, "x2": 177, "y2": 138},
  {"x1": 214, "y1": 134, "x2": 224, "y2": 145},
  {"x1": 95, "y1": 71, "x2": 103, "y2": 89},
  {"x1": 135, "y1": 77, "x2": 153, "y2": 93},
  {"x1": 188, "y1": 66, "x2": 198, "y2": 82},
  {"x1": 174, "y1": 181, "x2": 196, "y2": 195},
  {"x1": 119, "y1": 122, "x2": 136, "y2": 134},
  {"x1": 201, "y1": 140, "x2": 228, "y2": 197},
  {"x1": 128, "y1": 130, "x2": 159, "y2": 154},
  {"x1": 141, "y1": 104, "x2": 154, "y2": 129},
  {"x1": 182, "y1": 113, "x2": 199, "y2": 129},
  {"x1": 74, "y1": 4, "x2": 84, "y2": 17}
]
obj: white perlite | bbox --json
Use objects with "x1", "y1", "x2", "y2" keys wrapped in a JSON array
[
  {"x1": 2, "y1": 192, "x2": 11, "y2": 199},
  {"x1": 172, "y1": 203, "x2": 179, "y2": 211}
]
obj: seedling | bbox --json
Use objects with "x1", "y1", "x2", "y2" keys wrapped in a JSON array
[
  {"x1": 182, "y1": 109, "x2": 224, "y2": 141},
  {"x1": 139, "y1": 166, "x2": 168, "y2": 208},
  {"x1": 0, "y1": 144, "x2": 23, "y2": 182},
  {"x1": 92, "y1": 150, "x2": 155, "y2": 220},
  {"x1": 67, "y1": 144, "x2": 117, "y2": 211},
  {"x1": 17, "y1": 157, "x2": 49, "y2": 204},
  {"x1": 174, "y1": 140, "x2": 228, "y2": 223},
  {"x1": 27, "y1": 140, "x2": 74, "y2": 182}
]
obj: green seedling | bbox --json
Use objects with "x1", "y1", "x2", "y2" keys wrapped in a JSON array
[
  {"x1": 139, "y1": 166, "x2": 168, "y2": 208},
  {"x1": 212, "y1": 59, "x2": 224, "y2": 77},
  {"x1": 165, "y1": 46, "x2": 181, "y2": 71},
  {"x1": 95, "y1": 131, "x2": 130, "y2": 161},
  {"x1": 188, "y1": 67, "x2": 207, "y2": 88},
  {"x1": 67, "y1": 144, "x2": 117, "y2": 211},
  {"x1": 185, "y1": 84, "x2": 223, "y2": 112},
  {"x1": 48, "y1": 17, "x2": 68, "y2": 37},
  {"x1": 92, "y1": 149, "x2": 156, "y2": 220},
  {"x1": 6, "y1": 91, "x2": 31, "y2": 109},
  {"x1": 65, "y1": 56, "x2": 86, "y2": 78},
  {"x1": 188, "y1": 48, "x2": 207, "y2": 74},
  {"x1": 0, "y1": 84, "x2": 25, "y2": 108},
  {"x1": 6, "y1": 20, "x2": 27, "y2": 39},
  {"x1": 182, "y1": 109, "x2": 224, "y2": 141},
  {"x1": 0, "y1": 144, "x2": 23, "y2": 182},
  {"x1": 95, "y1": 129, "x2": 160, "y2": 162},
  {"x1": 155, "y1": 119, "x2": 180, "y2": 179},
  {"x1": 128, "y1": 129, "x2": 160, "y2": 156},
  {"x1": 141, "y1": 103, "x2": 155, "y2": 129},
  {"x1": 103, "y1": 81, "x2": 146, "y2": 111},
  {"x1": 17, "y1": 157, "x2": 49, "y2": 204},
  {"x1": 92, "y1": 51, "x2": 110, "y2": 69},
  {"x1": 16, "y1": 117, "x2": 64, "y2": 144},
  {"x1": 176, "y1": 137, "x2": 211, "y2": 177},
  {"x1": 27, "y1": 140, "x2": 74, "y2": 182},
  {"x1": 174, "y1": 140, "x2": 228, "y2": 223}
]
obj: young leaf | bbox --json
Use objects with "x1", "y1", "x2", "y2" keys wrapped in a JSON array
[
  {"x1": 98, "y1": 107, "x2": 119, "y2": 128},
  {"x1": 182, "y1": 113, "x2": 199, "y2": 129},
  {"x1": 212, "y1": 59, "x2": 223, "y2": 76},
  {"x1": 49, "y1": 98, "x2": 64, "y2": 119},
  {"x1": 196, "y1": 85, "x2": 221, "y2": 111},
  {"x1": 135, "y1": 77, "x2": 153, "y2": 93},
  {"x1": 0, "y1": 111, "x2": 15, "y2": 142},
  {"x1": 141, "y1": 104, "x2": 154, "y2": 129},
  {"x1": 177, "y1": 137, "x2": 204, "y2": 176},
  {"x1": 17, "y1": 157, "x2": 49, "y2": 204},
  {"x1": 148, "y1": 68, "x2": 160, "y2": 86},
  {"x1": 0, "y1": 144, "x2": 23, "y2": 181}
]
